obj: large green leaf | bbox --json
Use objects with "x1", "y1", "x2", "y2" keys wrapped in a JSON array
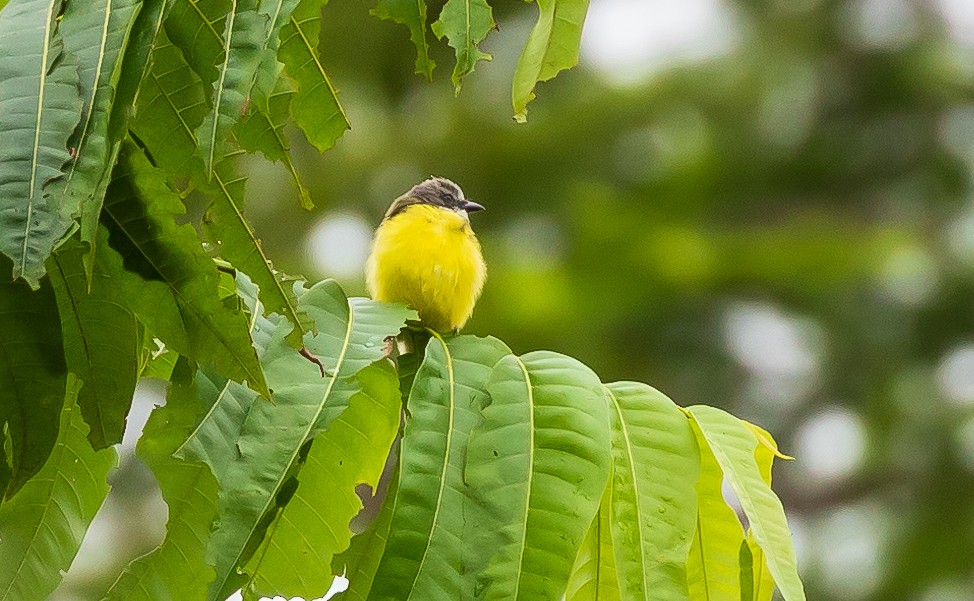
[
  {"x1": 100, "y1": 141, "x2": 269, "y2": 397},
  {"x1": 0, "y1": 0, "x2": 83, "y2": 286},
  {"x1": 0, "y1": 377, "x2": 117, "y2": 601},
  {"x1": 603, "y1": 382, "x2": 699, "y2": 601},
  {"x1": 103, "y1": 363, "x2": 221, "y2": 600},
  {"x1": 565, "y1": 486, "x2": 621, "y2": 601},
  {"x1": 371, "y1": 0, "x2": 435, "y2": 81},
  {"x1": 430, "y1": 0, "x2": 494, "y2": 92},
  {"x1": 242, "y1": 360, "x2": 402, "y2": 599},
  {"x1": 686, "y1": 406, "x2": 805, "y2": 601},
  {"x1": 203, "y1": 150, "x2": 309, "y2": 345},
  {"x1": 54, "y1": 0, "x2": 142, "y2": 232},
  {"x1": 278, "y1": 0, "x2": 349, "y2": 154},
  {"x1": 233, "y1": 77, "x2": 312, "y2": 208},
  {"x1": 189, "y1": 281, "x2": 412, "y2": 600},
  {"x1": 0, "y1": 256, "x2": 66, "y2": 497},
  {"x1": 685, "y1": 418, "x2": 744, "y2": 601},
  {"x1": 333, "y1": 469, "x2": 400, "y2": 601},
  {"x1": 465, "y1": 351, "x2": 612, "y2": 601},
  {"x1": 365, "y1": 334, "x2": 510, "y2": 601},
  {"x1": 510, "y1": 0, "x2": 589, "y2": 122},
  {"x1": 196, "y1": 0, "x2": 269, "y2": 178},
  {"x1": 49, "y1": 237, "x2": 139, "y2": 450},
  {"x1": 129, "y1": 26, "x2": 208, "y2": 177}
]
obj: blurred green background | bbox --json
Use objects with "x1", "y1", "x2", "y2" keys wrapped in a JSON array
[{"x1": 54, "y1": 0, "x2": 974, "y2": 599}]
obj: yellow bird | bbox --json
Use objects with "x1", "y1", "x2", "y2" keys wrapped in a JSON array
[{"x1": 366, "y1": 177, "x2": 486, "y2": 333}]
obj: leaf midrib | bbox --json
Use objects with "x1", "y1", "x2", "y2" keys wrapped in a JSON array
[
  {"x1": 511, "y1": 355, "x2": 534, "y2": 601},
  {"x1": 607, "y1": 388, "x2": 650, "y2": 597},
  {"x1": 404, "y1": 331, "x2": 455, "y2": 601},
  {"x1": 21, "y1": 0, "x2": 57, "y2": 276}
]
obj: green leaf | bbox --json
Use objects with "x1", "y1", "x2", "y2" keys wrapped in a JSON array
[
  {"x1": 465, "y1": 351, "x2": 612, "y2": 601},
  {"x1": 366, "y1": 334, "x2": 510, "y2": 601},
  {"x1": 430, "y1": 0, "x2": 494, "y2": 93},
  {"x1": 686, "y1": 406, "x2": 805, "y2": 601},
  {"x1": 278, "y1": 0, "x2": 350, "y2": 153},
  {"x1": 203, "y1": 150, "x2": 309, "y2": 344},
  {"x1": 744, "y1": 422, "x2": 782, "y2": 601},
  {"x1": 0, "y1": 376, "x2": 117, "y2": 601},
  {"x1": 0, "y1": 0, "x2": 83, "y2": 286},
  {"x1": 89, "y1": 0, "x2": 167, "y2": 272},
  {"x1": 164, "y1": 0, "x2": 230, "y2": 94},
  {"x1": 565, "y1": 486, "x2": 621, "y2": 601},
  {"x1": 54, "y1": 0, "x2": 142, "y2": 235},
  {"x1": 233, "y1": 77, "x2": 312, "y2": 209},
  {"x1": 0, "y1": 255, "x2": 66, "y2": 497},
  {"x1": 510, "y1": 0, "x2": 589, "y2": 122},
  {"x1": 193, "y1": 281, "x2": 412, "y2": 600},
  {"x1": 249, "y1": 0, "x2": 301, "y2": 108},
  {"x1": 103, "y1": 362, "x2": 221, "y2": 600},
  {"x1": 196, "y1": 0, "x2": 270, "y2": 178},
  {"x1": 242, "y1": 360, "x2": 402, "y2": 599},
  {"x1": 129, "y1": 25, "x2": 208, "y2": 177},
  {"x1": 100, "y1": 141, "x2": 270, "y2": 397},
  {"x1": 603, "y1": 382, "x2": 699, "y2": 601},
  {"x1": 49, "y1": 236, "x2": 139, "y2": 450},
  {"x1": 371, "y1": 0, "x2": 435, "y2": 81},
  {"x1": 333, "y1": 469, "x2": 400, "y2": 601},
  {"x1": 686, "y1": 417, "x2": 744, "y2": 601}
]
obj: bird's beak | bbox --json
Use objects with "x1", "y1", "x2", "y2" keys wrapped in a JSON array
[{"x1": 463, "y1": 200, "x2": 485, "y2": 212}]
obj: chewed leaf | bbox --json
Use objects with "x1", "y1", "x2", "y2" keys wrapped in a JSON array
[
  {"x1": 431, "y1": 0, "x2": 494, "y2": 92},
  {"x1": 371, "y1": 0, "x2": 435, "y2": 80}
]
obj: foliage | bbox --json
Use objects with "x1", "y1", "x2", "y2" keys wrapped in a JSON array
[{"x1": 0, "y1": 1, "x2": 805, "y2": 600}]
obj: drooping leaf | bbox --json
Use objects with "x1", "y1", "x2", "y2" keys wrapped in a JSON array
[
  {"x1": 365, "y1": 334, "x2": 510, "y2": 601},
  {"x1": 233, "y1": 77, "x2": 312, "y2": 208},
  {"x1": 203, "y1": 150, "x2": 309, "y2": 344},
  {"x1": 196, "y1": 0, "x2": 270, "y2": 178},
  {"x1": 49, "y1": 236, "x2": 139, "y2": 450},
  {"x1": 54, "y1": 0, "x2": 142, "y2": 233},
  {"x1": 242, "y1": 360, "x2": 402, "y2": 599},
  {"x1": 603, "y1": 382, "x2": 699, "y2": 601},
  {"x1": 371, "y1": 0, "x2": 435, "y2": 81},
  {"x1": 465, "y1": 351, "x2": 612, "y2": 601},
  {"x1": 278, "y1": 0, "x2": 350, "y2": 154},
  {"x1": 103, "y1": 362, "x2": 221, "y2": 600},
  {"x1": 686, "y1": 417, "x2": 744, "y2": 601},
  {"x1": 88, "y1": 0, "x2": 167, "y2": 272},
  {"x1": 745, "y1": 422, "x2": 783, "y2": 601},
  {"x1": 129, "y1": 25, "x2": 208, "y2": 177},
  {"x1": 0, "y1": 0, "x2": 83, "y2": 286},
  {"x1": 100, "y1": 141, "x2": 270, "y2": 397},
  {"x1": 0, "y1": 255, "x2": 66, "y2": 497},
  {"x1": 430, "y1": 0, "x2": 494, "y2": 93},
  {"x1": 565, "y1": 486, "x2": 621, "y2": 601},
  {"x1": 333, "y1": 468, "x2": 400, "y2": 601},
  {"x1": 0, "y1": 377, "x2": 117, "y2": 600},
  {"x1": 190, "y1": 281, "x2": 412, "y2": 601},
  {"x1": 510, "y1": 0, "x2": 589, "y2": 122},
  {"x1": 686, "y1": 406, "x2": 805, "y2": 601}
]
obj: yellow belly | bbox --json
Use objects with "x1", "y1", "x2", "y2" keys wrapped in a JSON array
[{"x1": 365, "y1": 204, "x2": 486, "y2": 332}]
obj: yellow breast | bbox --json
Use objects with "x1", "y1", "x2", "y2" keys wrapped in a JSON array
[{"x1": 365, "y1": 204, "x2": 486, "y2": 332}]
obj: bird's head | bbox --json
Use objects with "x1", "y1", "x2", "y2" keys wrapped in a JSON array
[{"x1": 383, "y1": 177, "x2": 485, "y2": 220}]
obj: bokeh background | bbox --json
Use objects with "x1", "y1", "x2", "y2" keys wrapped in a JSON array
[{"x1": 54, "y1": 0, "x2": 974, "y2": 599}]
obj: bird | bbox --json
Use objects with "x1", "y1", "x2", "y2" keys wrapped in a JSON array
[{"x1": 366, "y1": 177, "x2": 486, "y2": 334}]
